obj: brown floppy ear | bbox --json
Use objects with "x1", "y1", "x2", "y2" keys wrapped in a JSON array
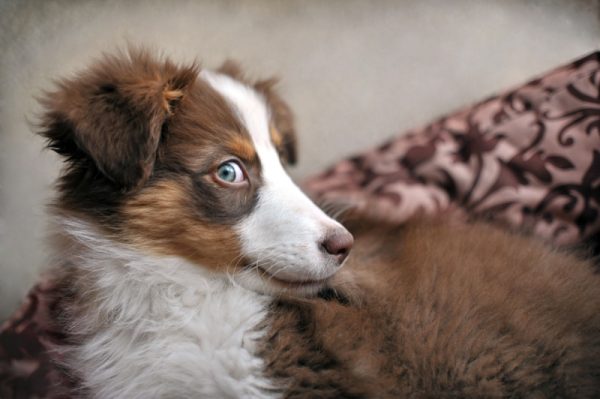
[
  {"x1": 254, "y1": 78, "x2": 297, "y2": 165},
  {"x1": 217, "y1": 60, "x2": 297, "y2": 165},
  {"x1": 39, "y1": 50, "x2": 197, "y2": 190}
]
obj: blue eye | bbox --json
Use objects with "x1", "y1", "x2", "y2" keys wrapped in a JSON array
[{"x1": 215, "y1": 161, "x2": 245, "y2": 184}]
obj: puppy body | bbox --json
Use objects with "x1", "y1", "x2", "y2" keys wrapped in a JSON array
[
  {"x1": 40, "y1": 51, "x2": 600, "y2": 398},
  {"x1": 262, "y1": 219, "x2": 600, "y2": 398}
]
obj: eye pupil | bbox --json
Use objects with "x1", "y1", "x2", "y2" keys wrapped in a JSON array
[
  {"x1": 218, "y1": 164, "x2": 236, "y2": 182},
  {"x1": 215, "y1": 160, "x2": 246, "y2": 185}
]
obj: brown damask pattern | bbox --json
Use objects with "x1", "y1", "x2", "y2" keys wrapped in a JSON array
[
  {"x1": 1, "y1": 52, "x2": 599, "y2": 398},
  {"x1": 305, "y1": 52, "x2": 600, "y2": 246},
  {"x1": 0, "y1": 278, "x2": 68, "y2": 398}
]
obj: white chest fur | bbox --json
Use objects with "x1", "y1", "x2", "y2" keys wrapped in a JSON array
[{"x1": 54, "y1": 217, "x2": 279, "y2": 399}]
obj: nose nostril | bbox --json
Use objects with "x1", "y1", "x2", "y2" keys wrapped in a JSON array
[{"x1": 321, "y1": 230, "x2": 354, "y2": 264}]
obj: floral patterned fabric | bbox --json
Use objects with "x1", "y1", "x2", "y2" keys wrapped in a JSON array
[
  {"x1": 305, "y1": 52, "x2": 600, "y2": 247},
  {"x1": 2, "y1": 52, "x2": 599, "y2": 398},
  {"x1": 0, "y1": 279, "x2": 69, "y2": 398}
]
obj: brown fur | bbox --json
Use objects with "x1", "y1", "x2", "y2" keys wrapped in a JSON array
[
  {"x1": 228, "y1": 135, "x2": 258, "y2": 163},
  {"x1": 261, "y1": 218, "x2": 600, "y2": 398},
  {"x1": 39, "y1": 50, "x2": 197, "y2": 192},
  {"x1": 122, "y1": 178, "x2": 246, "y2": 270}
]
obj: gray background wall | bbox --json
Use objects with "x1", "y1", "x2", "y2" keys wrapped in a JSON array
[{"x1": 1, "y1": 0, "x2": 599, "y2": 321}]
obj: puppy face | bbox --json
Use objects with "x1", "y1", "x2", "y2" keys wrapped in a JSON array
[{"x1": 40, "y1": 50, "x2": 352, "y2": 296}]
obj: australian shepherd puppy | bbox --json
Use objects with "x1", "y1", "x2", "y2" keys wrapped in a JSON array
[{"x1": 39, "y1": 50, "x2": 600, "y2": 398}]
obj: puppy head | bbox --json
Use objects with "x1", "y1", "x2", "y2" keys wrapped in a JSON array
[{"x1": 40, "y1": 49, "x2": 352, "y2": 297}]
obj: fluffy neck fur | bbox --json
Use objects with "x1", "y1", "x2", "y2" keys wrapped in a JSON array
[{"x1": 52, "y1": 214, "x2": 280, "y2": 399}]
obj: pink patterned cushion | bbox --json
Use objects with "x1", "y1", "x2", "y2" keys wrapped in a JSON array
[
  {"x1": 0, "y1": 279, "x2": 69, "y2": 398},
  {"x1": 305, "y1": 52, "x2": 600, "y2": 246},
  {"x1": 2, "y1": 51, "x2": 599, "y2": 398}
]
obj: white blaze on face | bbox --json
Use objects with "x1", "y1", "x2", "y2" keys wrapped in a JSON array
[{"x1": 201, "y1": 71, "x2": 347, "y2": 294}]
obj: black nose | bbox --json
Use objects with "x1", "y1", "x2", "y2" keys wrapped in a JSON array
[{"x1": 321, "y1": 229, "x2": 354, "y2": 264}]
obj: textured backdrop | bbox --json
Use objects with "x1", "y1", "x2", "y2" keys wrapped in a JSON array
[{"x1": 1, "y1": 0, "x2": 599, "y2": 320}]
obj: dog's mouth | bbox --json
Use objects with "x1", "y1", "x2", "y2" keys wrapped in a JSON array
[{"x1": 256, "y1": 267, "x2": 330, "y2": 289}]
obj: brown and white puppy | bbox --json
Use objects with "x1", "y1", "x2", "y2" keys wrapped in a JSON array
[
  {"x1": 40, "y1": 50, "x2": 600, "y2": 398},
  {"x1": 41, "y1": 49, "x2": 352, "y2": 398}
]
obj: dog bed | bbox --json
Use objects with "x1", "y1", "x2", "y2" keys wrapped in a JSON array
[{"x1": 2, "y1": 51, "x2": 599, "y2": 398}]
